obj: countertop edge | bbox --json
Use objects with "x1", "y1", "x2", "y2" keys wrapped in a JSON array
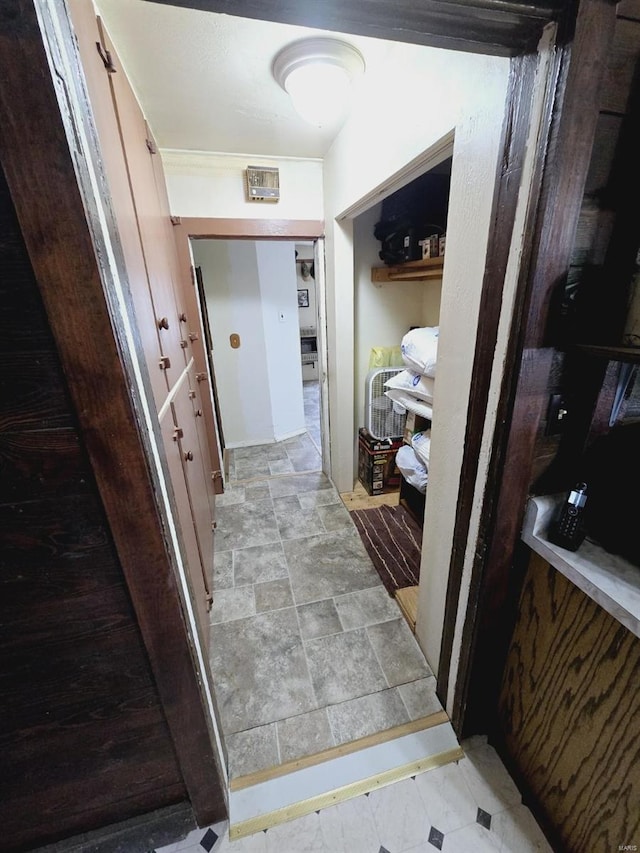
[{"x1": 522, "y1": 495, "x2": 640, "y2": 640}]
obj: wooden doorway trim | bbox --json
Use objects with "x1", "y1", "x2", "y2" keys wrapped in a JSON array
[
  {"x1": 451, "y1": 0, "x2": 619, "y2": 735},
  {"x1": 171, "y1": 216, "x2": 325, "y2": 480},
  {"x1": 434, "y1": 50, "x2": 543, "y2": 716},
  {"x1": 0, "y1": 0, "x2": 226, "y2": 823},
  {"x1": 173, "y1": 216, "x2": 324, "y2": 240},
  {"x1": 145, "y1": 0, "x2": 566, "y2": 57},
  {"x1": 169, "y1": 215, "x2": 325, "y2": 493}
]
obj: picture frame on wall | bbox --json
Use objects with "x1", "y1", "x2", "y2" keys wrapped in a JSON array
[{"x1": 298, "y1": 289, "x2": 309, "y2": 308}]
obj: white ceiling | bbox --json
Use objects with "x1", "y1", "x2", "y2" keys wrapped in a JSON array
[{"x1": 93, "y1": 0, "x2": 418, "y2": 159}]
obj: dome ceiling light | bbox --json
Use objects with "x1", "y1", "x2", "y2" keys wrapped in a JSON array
[{"x1": 272, "y1": 37, "x2": 366, "y2": 128}]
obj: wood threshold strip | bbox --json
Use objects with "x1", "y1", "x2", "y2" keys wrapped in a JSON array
[
  {"x1": 229, "y1": 744, "x2": 464, "y2": 840},
  {"x1": 395, "y1": 585, "x2": 419, "y2": 633},
  {"x1": 229, "y1": 710, "x2": 449, "y2": 792}
]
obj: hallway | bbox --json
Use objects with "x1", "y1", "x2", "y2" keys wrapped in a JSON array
[{"x1": 210, "y1": 381, "x2": 443, "y2": 782}]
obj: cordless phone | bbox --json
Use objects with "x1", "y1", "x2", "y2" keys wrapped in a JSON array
[{"x1": 548, "y1": 482, "x2": 588, "y2": 551}]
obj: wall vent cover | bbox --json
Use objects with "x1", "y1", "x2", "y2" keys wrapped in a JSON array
[{"x1": 246, "y1": 166, "x2": 280, "y2": 202}]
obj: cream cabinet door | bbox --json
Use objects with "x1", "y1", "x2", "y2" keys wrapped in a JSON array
[
  {"x1": 98, "y1": 22, "x2": 187, "y2": 391},
  {"x1": 159, "y1": 405, "x2": 210, "y2": 644},
  {"x1": 171, "y1": 380, "x2": 215, "y2": 611},
  {"x1": 68, "y1": 1, "x2": 169, "y2": 410}
]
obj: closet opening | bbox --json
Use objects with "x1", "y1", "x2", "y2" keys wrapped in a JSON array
[{"x1": 347, "y1": 145, "x2": 453, "y2": 631}]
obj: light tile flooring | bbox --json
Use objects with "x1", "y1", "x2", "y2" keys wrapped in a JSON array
[
  {"x1": 178, "y1": 380, "x2": 554, "y2": 851},
  {"x1": 211, "y1": 382, "x2": 443, "y2": 781},
  {"x1": 153, "y1": 736, "x2": 553, "y2": 852}
]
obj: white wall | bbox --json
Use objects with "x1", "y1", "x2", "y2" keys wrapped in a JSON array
[
  {"x1": 162, "y1": 151, "x2": 324, "y2": 220},
  {"x1": 322, "y1": 44, "x2": 512, "y2": 676},
  {"x1": 255, "y1": 241, "x2": 305, "y2": 440},
  {"x1": 193, "y1": 239, "x2": 305, "y2": 447}
]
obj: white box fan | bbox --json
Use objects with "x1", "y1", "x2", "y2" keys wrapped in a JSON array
[{"x1": 364, "y1": 368, "x2": 407, "y2": 440}]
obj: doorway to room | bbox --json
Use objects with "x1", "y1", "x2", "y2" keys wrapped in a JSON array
[{"x1": 190, "y1": 236, "x2": 326, "y2": 475}]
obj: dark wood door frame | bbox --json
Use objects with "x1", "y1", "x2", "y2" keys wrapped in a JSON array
[
  {"x1": 434, "y1": 48, "x2": 543, "y2": 715},
  {"x1": 0, "y1": 0, "x2": 225, "y2": 824},
  {"x1": 145, "y1": 0, "x2": 567, "y2": 57},
  {"x1": 450, "y1": 0, "x2": 620, "y2": 735}
]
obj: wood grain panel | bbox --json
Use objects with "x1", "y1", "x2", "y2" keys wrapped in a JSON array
[
  {"x1": 0, "y1": 351, "x2": 74, "y2": 432},
  {"x1": 618, "y1": 0, "x2": 640, "y2": 21},
  {"x1": 584, "y1": 113, "x2": 623, "y2": 194},
  {"x1": 0, "y1": 430, "x2": 86, "y2": 503},
  {"x1": 600, "y1": 17, "x2": 640, "y2": 113},
  {"x1": 499, "y1": 553, "x2": 640, "y2": 852},
  {"x1": 0, "y1": 182, "x2": 55, "y2": 352}
]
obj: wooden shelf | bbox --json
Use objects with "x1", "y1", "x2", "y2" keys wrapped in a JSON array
[
  {"x1": 576, "y1": 344, "x2": 640, "y2": 363},
  {"x1": 371, "y1": 256, "x2": 444, "y2": 283}
]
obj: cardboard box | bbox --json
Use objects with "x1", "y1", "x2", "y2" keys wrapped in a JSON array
[
  {"x1": 358, "y1": 430, "x2": 402, "y2": 495},
  {"x1": 403, "y1": 412, "x2": 431, "y2": 445},
  {"x1": 420, "y1": 234, "x2": 440, "y2": 259}
]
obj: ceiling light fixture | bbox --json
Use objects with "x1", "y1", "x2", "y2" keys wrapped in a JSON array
[{"x1": 272, "y1": 37, "x2": 365, "y2": 128}]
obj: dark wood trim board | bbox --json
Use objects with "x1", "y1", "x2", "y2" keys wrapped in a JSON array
[
  {"x1": 457, "y1": 0, "x2": 619, "y2": 735},
  {"x1": 0, "y1": 0, "x2": 226, "y2": 826}
]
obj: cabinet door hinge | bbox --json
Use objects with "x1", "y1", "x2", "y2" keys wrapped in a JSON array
[
  {"x1": 96, "y1": 42, "x2": 116, "y2": 73},
  {"x1": 205, "y1": 592, "x2": 213, "y2": 611},
  {"x1": 212, "y1": 470, "x2": 223, "y2": 482},
  {"x1": 170, "y1": 216, "x2": 181, "y2": 226},
  {"x1": 145, "y1": 137, "x2": 158, "y2": 155}
]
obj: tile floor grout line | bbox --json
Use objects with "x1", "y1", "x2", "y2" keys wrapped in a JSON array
[
  {"x1": 274, "y1": 717, "x2": 283, "y2": 766},
  {"x1": 364, "y1": 622, "x2": 394, "y2": 692},
  {"x1": 274, "y1": 472, "x2": 323, "y2": 720},
  {"x1": 291, "y1": 580, "x2": 323, "y2": 718}
]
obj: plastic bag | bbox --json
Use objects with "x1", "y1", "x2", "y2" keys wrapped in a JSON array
[{"x1": 395, "y1": 444, "x2": 428, "y2": 494}]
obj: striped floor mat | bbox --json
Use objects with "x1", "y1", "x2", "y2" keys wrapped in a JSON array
[{"x1": 349, "y1": 504, "x2": 422, "y2": 595}]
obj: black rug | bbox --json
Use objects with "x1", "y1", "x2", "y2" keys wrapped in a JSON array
[{"x1": 350, "y1": 503, "x2": 422, "y2": 595}]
